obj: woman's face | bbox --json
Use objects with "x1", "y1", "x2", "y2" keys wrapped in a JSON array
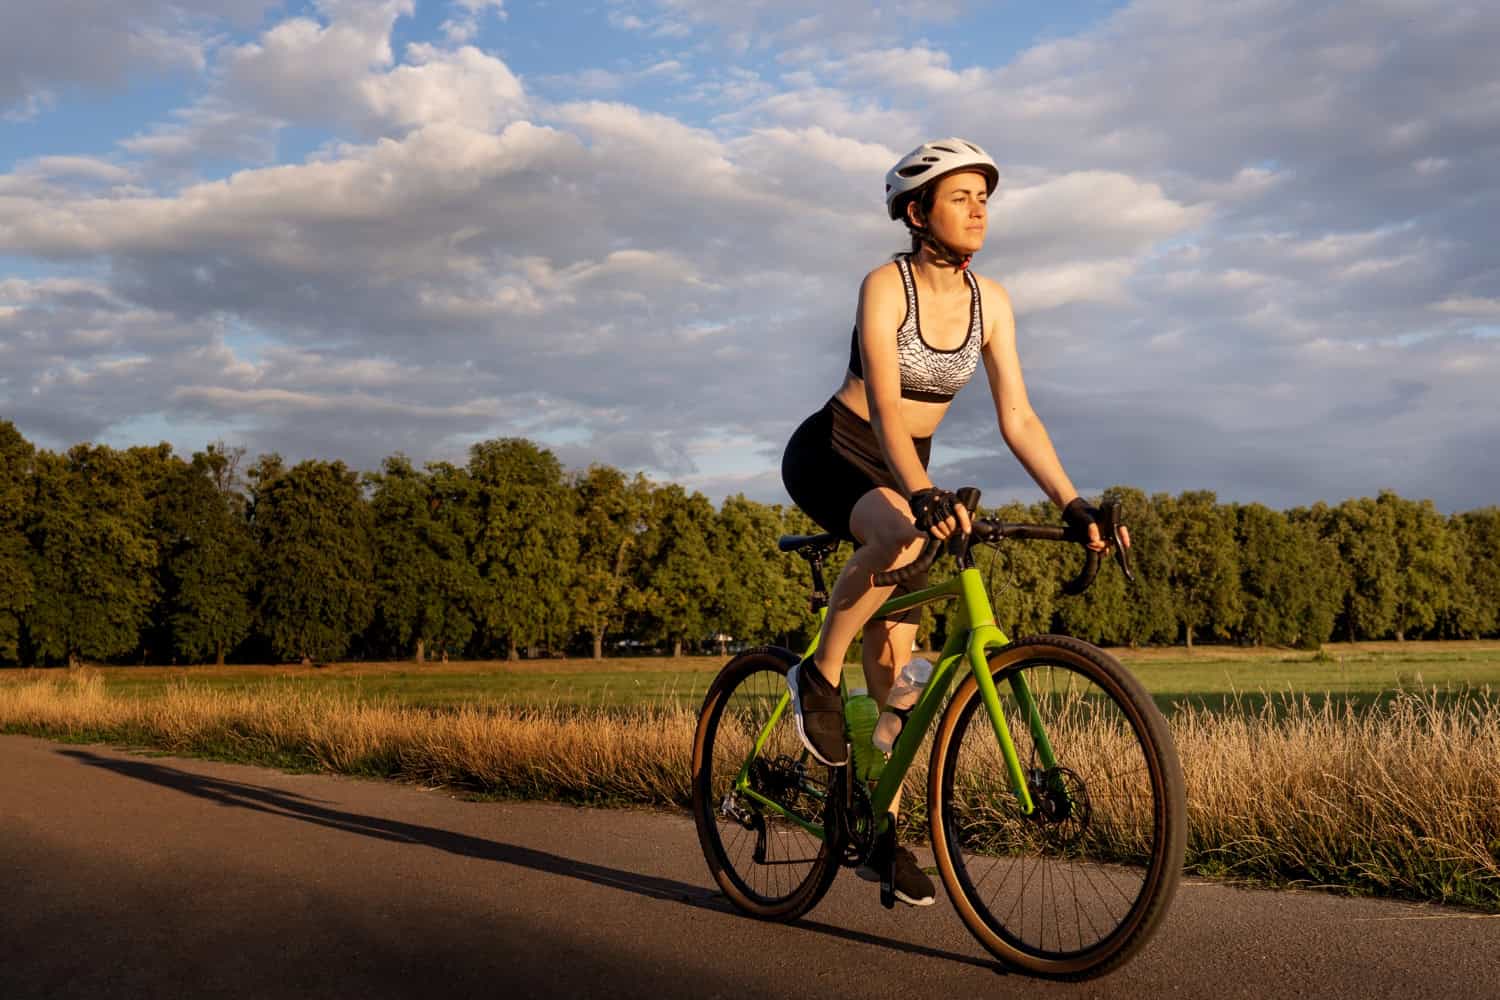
[{"x1": 911, "y1": 169, "x2": 990, "y2": 254}]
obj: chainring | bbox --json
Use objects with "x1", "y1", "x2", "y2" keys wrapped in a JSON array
[{"x1": 832, "y1": 775, "x2": 878, "y2": 868}]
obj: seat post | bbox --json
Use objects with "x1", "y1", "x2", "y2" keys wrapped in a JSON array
[{"x1": 807, "y1": 554, "x2": 829, "y2": 613}]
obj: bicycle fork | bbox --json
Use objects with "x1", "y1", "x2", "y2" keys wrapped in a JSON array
[{"x1": 966, "y1": 627, "x2": 1068, "y2": 819}]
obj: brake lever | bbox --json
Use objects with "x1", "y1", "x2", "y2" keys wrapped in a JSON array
[
  {"x1": 952, "y1": 486, "x2": 981, "y2": 559},
  {"x1": 1098, "y1": 500, "x2": 1135, "y2": 584}
]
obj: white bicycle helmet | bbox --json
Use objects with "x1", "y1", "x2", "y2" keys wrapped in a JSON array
[{"x1": 884, "y1": 137, "x2": 998, "y2": 220}]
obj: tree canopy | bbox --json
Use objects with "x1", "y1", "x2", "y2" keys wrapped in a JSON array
[
  {"x1": 250, "y1": 459, "x2": 374, "y2": 663},
  {"x1": 0, "y1": 421, "x2": 36, "y2": 662},
  {"x1": 1, "y1": 422, "x2": 1496, "y2": 666}
]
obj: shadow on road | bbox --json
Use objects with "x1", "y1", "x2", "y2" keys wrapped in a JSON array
[{"x1": 60, "y1": 748, "x2": 998, "y2": 972}]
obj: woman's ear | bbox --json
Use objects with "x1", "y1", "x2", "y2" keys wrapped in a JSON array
[{"x1": 905, "y1": 198, "x2": 926, "y2": 230}]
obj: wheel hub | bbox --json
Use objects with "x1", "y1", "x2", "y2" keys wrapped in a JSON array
[{"x1": 1026, "y1": 765, "x2": 1091, "y2": 846}]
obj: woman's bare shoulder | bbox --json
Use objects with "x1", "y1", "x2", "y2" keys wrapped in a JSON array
[
  {"x1": 971, "y1": 272, "x2": 1015, "y2": 349},
  {"x1": 857, "y1": 259, "x2": 907, "y2": 324},
  {"x1": 972, "y1": 271, "x2": 1013, "y2": 308}
]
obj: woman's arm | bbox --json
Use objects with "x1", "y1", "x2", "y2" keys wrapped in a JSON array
[
  {"x1": 977, "y1": 277, "x2": 1089, "y2": 510},
  {"x1": 857, "y1": 264, "x2": 934, "y2": 498}
]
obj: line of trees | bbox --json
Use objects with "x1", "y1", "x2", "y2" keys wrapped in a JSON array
[{"x1": 1, "y1": 419, "x2": 1497, "y2": 666}]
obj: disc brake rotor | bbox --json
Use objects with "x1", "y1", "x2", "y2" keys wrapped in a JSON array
[{"x1": 1026, "y1": 765, "x2": 1092, "y2": 849}]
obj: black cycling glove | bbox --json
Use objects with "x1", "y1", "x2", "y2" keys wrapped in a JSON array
[
  {"x1": 1062, "y1": 497, "x2": 1100, "y2": 538},
  {"x1": 909, "y1": 487, "x2": 958, "y2": 536}
]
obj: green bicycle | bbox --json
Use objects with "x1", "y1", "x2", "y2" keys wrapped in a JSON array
[{"x1": 690, "y1": 489, "x2": 1186, "y2": 980}]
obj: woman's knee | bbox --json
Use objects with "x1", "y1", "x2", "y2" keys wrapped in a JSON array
[
  {"x1": 850, "y1": 489, "x2": 922, "y2": 563},
  {"x1": 886, "y1": 537, "x2": 927, "y2": 574}
]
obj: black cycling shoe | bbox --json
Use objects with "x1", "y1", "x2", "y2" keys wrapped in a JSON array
[
  {"x1": 889, "y1": 847, "x2": 936, "y2": 906},
  {"x1": 786, "y1": 660, "x2": 848, "y2": 766},
  {"x1": 857, "y1": 825, "x2": 936, "y2": 907}
]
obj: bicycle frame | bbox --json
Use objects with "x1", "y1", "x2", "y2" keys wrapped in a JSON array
[{"x1": 734, "y1": 563, "x2": 1054, "y2": 838}]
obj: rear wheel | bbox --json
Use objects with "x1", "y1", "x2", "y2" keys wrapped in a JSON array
[
  {"x1": 929, "y1": 635, "x2": 1185, "y2": 979},
  {"x1": 691, "y1": 648, "x2": 839, "y2": 919}
]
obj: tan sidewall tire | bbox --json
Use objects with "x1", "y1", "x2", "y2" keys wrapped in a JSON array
[{"x1": 927, "y1": 635, "x2": 1186, "y2": 979}]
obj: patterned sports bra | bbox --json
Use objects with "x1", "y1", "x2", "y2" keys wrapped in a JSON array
[{"x1": 847, "y1": 254, "x2": 984, "y2": 403}]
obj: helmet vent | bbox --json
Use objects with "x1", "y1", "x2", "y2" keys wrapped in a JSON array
[
  {"x1": 897, "y1": 164, "x2": 933, "y2": 178},
  {"x1": 931, "y1": 144, "x2": 958, "y2": 153}
]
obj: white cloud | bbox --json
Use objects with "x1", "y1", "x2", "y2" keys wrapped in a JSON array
[
  {"x1": 120, "y1": 100, "x2": 283, "y2": 172},
  {"x1": 642, "y1": 59, "x2": 686, "y2": 78},
  {"x1": 0, "y1": 78, "x2": 1208, "y2": 478},
  {"x1": 2, "y1": 0, "x2": 1498, "y2": 513},
  {"x1": 97, "y1": 0, "x2": 527, "y2": 170},
  {"x1": 2, "y1": 89, "x2": 55, "y2": 123},
  {"x1": 987, "y1": 171, "x2": 1208, "y2": 259},
  {"x1": 735, "y1": 125, "x2": 895, "y2": 177},
  {"x1": 540, "y1": 57, "x2": 692, "y2": 97},
  {"x1": 360, "y1": 44, "x2": 526, "y2": 132},
  {"x1": 646, "y1": 0, "x2": 965, "y2": 50},
  {"x1": 220, "y1": 0, "x2": 410, "y2": 120},
  {"x1": 838, "y1": 45, "x2": 995, "y2": 96},
  {"x1": 441, "y1": 0, "x2": 506, "y2": 43},
  {"x1": 172, "y1": 385, "x2": 505, "y2": 420},
  {"x1": 717, "y1": 87, "x2": 920, "y2": 144},
  {"x1": 1007, "y1": 259, "x2": 1136, "y2": 314},
  {"x1": 21, "y1": 156, "x2": 135, "y2": 185},
  {"x1": 0, "y1": 1, "x2": 276, "y2": 116},
  {"x1": 1432, "y1": 296, "x2": 1500, "y2": 317}
]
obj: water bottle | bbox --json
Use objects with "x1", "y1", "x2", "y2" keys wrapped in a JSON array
[
  {"x1": 872, "y1": 658, "x2": 933, "y2": 754},
  {"x1": 844, "y1": 688, "x2": 884, "y2": 782}
]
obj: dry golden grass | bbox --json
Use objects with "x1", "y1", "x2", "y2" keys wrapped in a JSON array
[
  {"x1": 61, "y1": 654, "x2": 731, "y2": 682},
  {"x1": 0, "y1": 668, "x2": 697, "y2": 806},
  {"x1": 1175, "y1": 690, "x2": 1500, "y2": 903},
  {"x1": 2, "y1": 668, "x2": 1496, "y2": 908}
]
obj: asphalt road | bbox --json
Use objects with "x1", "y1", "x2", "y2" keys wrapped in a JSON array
[{"x1": 2, "y1": 734, "x2": 1496, "y2": 999}]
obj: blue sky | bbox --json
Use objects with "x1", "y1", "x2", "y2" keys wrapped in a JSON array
[{"x1": 2, "y1": 0, "x2": 1498, "y2": 512}]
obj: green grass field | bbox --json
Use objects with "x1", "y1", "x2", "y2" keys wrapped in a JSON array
[{"x1": 33, "y1": 639, "x2": 1500, "y2": 715}]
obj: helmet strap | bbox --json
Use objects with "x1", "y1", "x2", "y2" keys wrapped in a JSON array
[
  {"x1": 910, "y1": 226, "x2": 972, "y2": 271},
  {"x1": 904, "y1": 201, "x2": 972, "y2": 272}
]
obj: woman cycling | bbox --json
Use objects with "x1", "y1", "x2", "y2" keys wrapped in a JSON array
[{"x1": 780, "y1": 137, "x2": 1124, "y2": 906}]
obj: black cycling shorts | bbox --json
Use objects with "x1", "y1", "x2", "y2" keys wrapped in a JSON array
[{"x1": 781, "y1": 397, "x2": 931, "y2": 624}]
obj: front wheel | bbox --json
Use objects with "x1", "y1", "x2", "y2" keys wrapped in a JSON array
[
  {"x1": 691, "y1": 648, "x2": 839, "y2": 920},
  {"x1": 929, "y1": 635, "x2": 1186, "y2": 979}
]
